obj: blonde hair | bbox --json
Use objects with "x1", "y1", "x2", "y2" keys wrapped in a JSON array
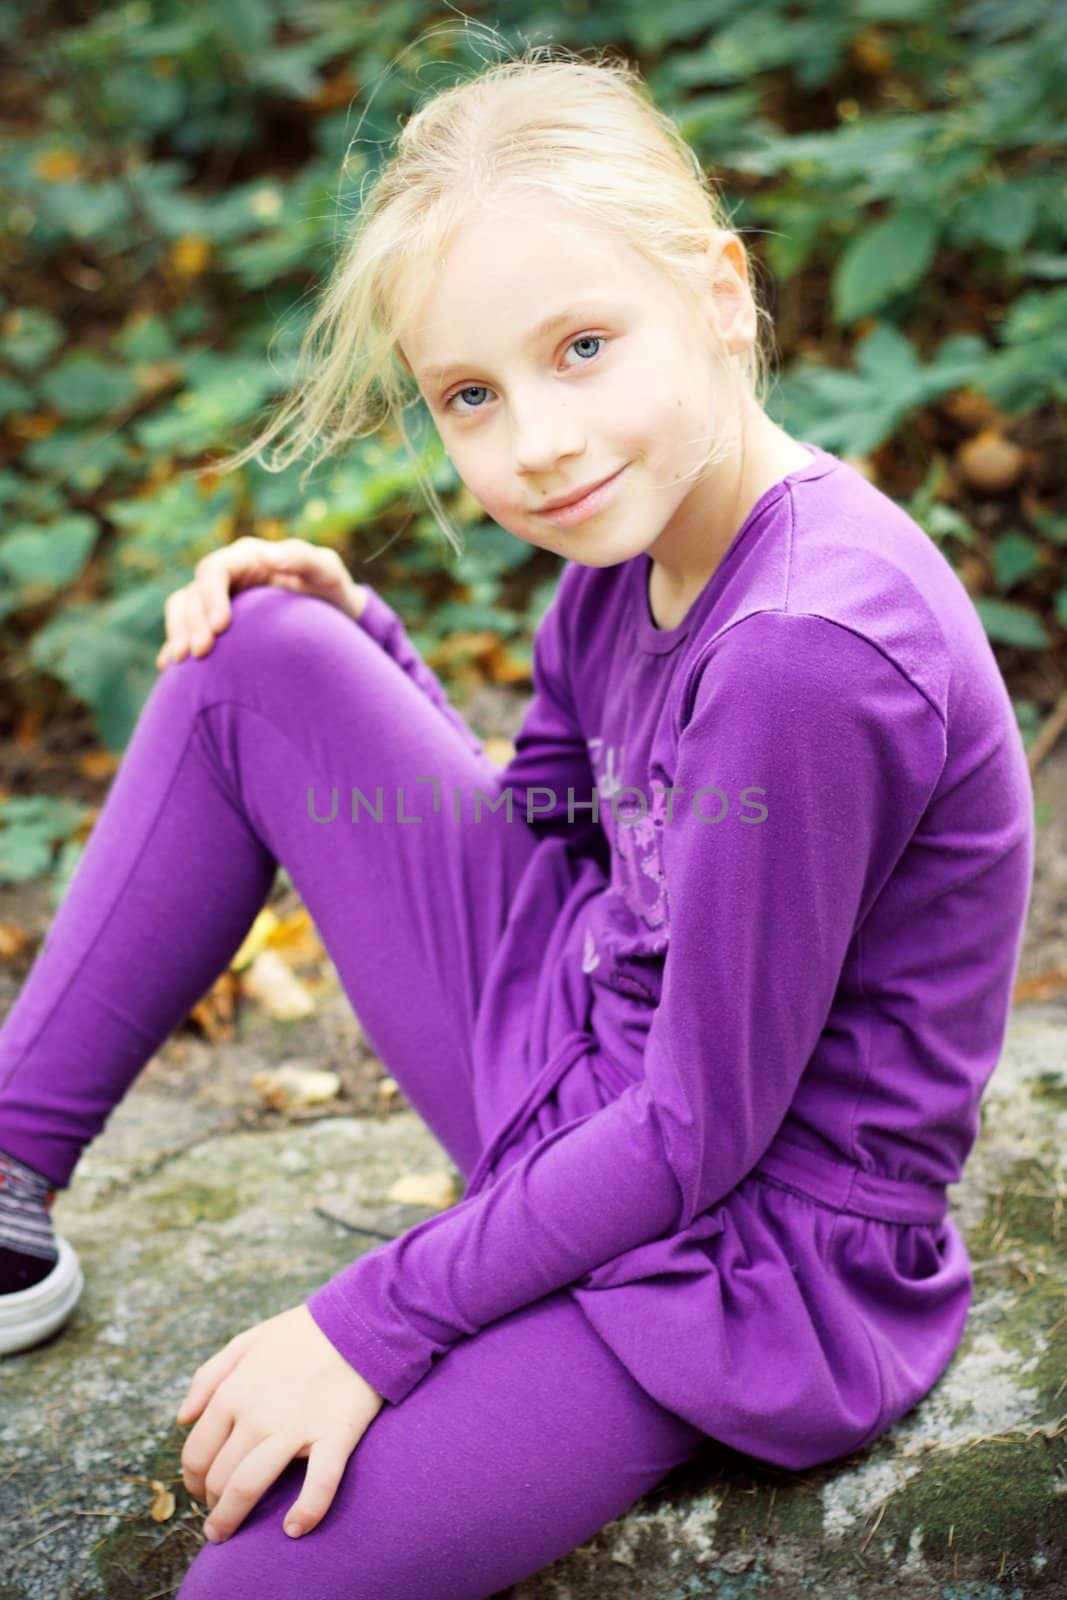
[{"x1": 210, "y1": 37, "x2": 776, "y2": 556}]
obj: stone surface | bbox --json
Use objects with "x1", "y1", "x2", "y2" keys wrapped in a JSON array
[{"x1": 0, "y1": 991, "x2": 1063, "y2": 1599}]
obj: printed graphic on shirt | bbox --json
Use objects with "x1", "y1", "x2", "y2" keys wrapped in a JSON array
[{"x1": 584, "y1": 736, "x2": 671, "y2": 1001}]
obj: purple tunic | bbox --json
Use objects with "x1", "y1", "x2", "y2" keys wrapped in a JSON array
[{"x1": 306, "y1": 442, "x2": 1034, "y2": 1468}]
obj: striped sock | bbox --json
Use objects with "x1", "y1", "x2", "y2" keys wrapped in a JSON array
[{"x1": 0, "y1": 1147, "x2": 59, "y2": 1293}]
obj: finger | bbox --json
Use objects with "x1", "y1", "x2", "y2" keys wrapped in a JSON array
[
  {"x1": 181, "y1": 1401, "x2": 236, "y2": 1507},
  {"x1": 177, "y1": 1324, "x2": 265, "y2": 1425},
  {"x1": 184, "y1": 585, "x2": 216, "y2": 657},
  {"x1": 161, "y1": 589, "x2": 188, "y2": 662},
  {"x1": 204, "y1": 1432, "x2": 302, "y2": 1544},
  {"x1": 282, "y1": 1431, "x2": 356, "y2": 1540},
  {"x1": 193, "y1": 557, "x2": 232, "y2": 632}
]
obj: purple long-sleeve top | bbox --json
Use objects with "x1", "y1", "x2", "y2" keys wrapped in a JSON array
[{"x1": 305, "y1": 442, "x2": 1034, "y2": 1467}]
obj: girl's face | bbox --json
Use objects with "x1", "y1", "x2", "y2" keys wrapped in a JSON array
[{"x1": 396, "y1": 189, "x2": 756, "y2": 570}]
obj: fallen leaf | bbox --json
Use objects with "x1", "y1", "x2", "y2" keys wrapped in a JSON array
[
  {"x1": 266, "y1": 907, "x2": 324, "y2": 966},
  {"x1": 230, "y1": 909, "x2": 279, "y2": 972},
  {"x1": 481, "y1": 734, "x2": 516, "y2": 769},
  {"x1": 0, "y1": 921, "x2": 29, "y2": 961},
  {"x1": 241, "y1": 949, "x2": 316, "y2": 1019},
  {"x1": 13, "y1": 707, "x2": 42, "y2": 750},
  {"x1": 386, "y1": 1171, "x2": 458, "y2": 1209},
  {"x1": 78, "y1": 749, "x2": 122, "y2": 781},
  {"x1": 150, "y1": 1481, "x2": 176, "y2": 1522},
  {"x1": 1014, "y1": 965, "x2": 1067, "y2": 1003},
  {"x1": 249, "y1": 1063, "x2": 341, "y2": 1111},
  {"x1": 188, "y1": 972, "x2": 240, "y2": 1041}
]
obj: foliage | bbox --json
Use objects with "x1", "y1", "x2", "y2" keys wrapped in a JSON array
[{"x1": 0, "y1": 0, "x2": 1064, "y2": 884}]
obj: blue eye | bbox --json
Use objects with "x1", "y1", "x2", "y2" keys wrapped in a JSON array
[{"x1": 443, "y1": 334, "x2": 605, "y2": 416}]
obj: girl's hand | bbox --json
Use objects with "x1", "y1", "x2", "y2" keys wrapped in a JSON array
[
  {"x1": 177, "y1": 1304, "x2": 385, "y2": 1544},
  {"x1": 156, "y1": 536, "x2": 369, "y2": 669}
]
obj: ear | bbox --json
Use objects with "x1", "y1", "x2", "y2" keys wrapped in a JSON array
[{"x1": 702, "y1": 232, "x2": 757, "y2": 357}]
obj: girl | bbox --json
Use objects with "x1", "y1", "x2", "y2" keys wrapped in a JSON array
[{"x1": 0, "y1": 44, "x2": 1034, "y2": 1600}]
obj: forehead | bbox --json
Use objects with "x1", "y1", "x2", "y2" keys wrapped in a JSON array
[{"x1": 396, "y1": 194, "x2": 676, "y2": 381}]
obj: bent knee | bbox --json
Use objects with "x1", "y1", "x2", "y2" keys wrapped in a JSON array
[{"x1": 170, "y1": 584, "x2": 356, "y2": 692}]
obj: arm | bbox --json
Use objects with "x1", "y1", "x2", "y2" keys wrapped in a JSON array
[
  {"x1": 305, "y1": 611, "x2": 946, "y2": 1403},
  {"x1": 493, "y1": 563, "x2": 604, "y2": 854}
]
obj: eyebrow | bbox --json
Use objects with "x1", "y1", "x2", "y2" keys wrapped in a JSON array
[{"x1": 418, "y1": 299, "x2": 619, "y2": 387}]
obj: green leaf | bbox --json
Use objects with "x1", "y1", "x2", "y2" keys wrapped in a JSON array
[
  {"x1": 950, "y1": 182, "x2": 1038, "y2": 252},
  {"x1": 833, "y1": 205, "x2": 940, "y2": 324},
  {"x1": 29, "y1": 581, "x2": 176, "y2": 751},
  {"x1": 0, "y1": 795, "x2": 87, "y2": 885},
  {"x1": 1, "y1": 307, "x2": 63, "y2": 371},
  {"x1": 38, "y1": 353, "x2": 139, "y2": 422},
  {"x1": 972, "y1": 597, "x2": 1050, "y2": 650},
  {"x1": 0, "y1": 514, "x2": 98, "y2": 592},
  {"x1": 213, "y1": 0, "x2": 275, "y2": 55},
  {"x1": 991, "y1": 532, "x2": 1042, "y2": 592},
  {"x1": 449, "y1": 525, "x2": 538, "y2": 582},
  {"x1": 0, "y1": 374, "x2": 33, "y2": 420}
]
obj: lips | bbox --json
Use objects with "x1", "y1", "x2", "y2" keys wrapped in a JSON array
[{"x1": 536, "y1": 467, "x2": 623, "y2": 514}]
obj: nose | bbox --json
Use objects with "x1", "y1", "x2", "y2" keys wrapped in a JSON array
[{"x1": 510, "y1": 390, "x2": 584, "y2": 479}]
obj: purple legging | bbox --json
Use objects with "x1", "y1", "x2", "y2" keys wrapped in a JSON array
[{"x1": 0, "y1": 585, "x2": 705, "y2": 1598}]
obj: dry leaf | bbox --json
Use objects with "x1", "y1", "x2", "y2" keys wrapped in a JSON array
[
  {"x1": 486, "y1": 642, "x2": 533, "y2": 686},
  {"x1": 249, "y1": 1063, "x2": 341, "y2": 1111},
  {"x1": 377, "y1": 1076, "x2": 400, "y2": 1101},
  {"x1": 0, "y1": 921, "x2": 30, "y2": 961},
  {"x1": 13, "y1": 707, "x2": 42, "y2": 750},
  {"x1": 481, "y1": 734, "x2": 516, "y2": 770},
  {"x1": 266, "y1": 907, "x2": 324, "y2": 966},
  {"x1": 78, "y1": 749, "x2": 122, "y2": 781},
  {"x1": 230, "y1": 909, "x2": 279, "y2": 972},
  {"x1": 241, "y1": 949, "x2": 316, "y2": 1019},
  {"x1": 386, "y1": 1171, "x2": 458, "y2": 1209},
  {"x1": 188, "y1": 972, "x2": 240, "y2": 1041},
  {"x1": 427, "y1": 630, "x2": 500, "y2": 669},
  {"x1": 1014, "y1": 965, "x2": 1067, "y2": 1003},
  {"x1": 149, "y1": 1481, "x2": 176, "y2": 1522}
]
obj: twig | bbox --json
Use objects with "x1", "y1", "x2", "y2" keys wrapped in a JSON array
[
  {"x1": 312, "y1": 1204, "x2": 401, "y2": 1241},
  {"x1": 1028, "y1": 685, "x2": 1067, "y2": 776}
]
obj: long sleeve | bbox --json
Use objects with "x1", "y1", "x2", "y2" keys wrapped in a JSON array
[
  {"x1": 355, "y1": 582, "x2": 485, "y2": 758},
  {"x1": 306, "y1": 610, "x2": 946, "y2": 1404},
  {"x1": 493, "y1": 562, "x2": 604, "y2": 854}
]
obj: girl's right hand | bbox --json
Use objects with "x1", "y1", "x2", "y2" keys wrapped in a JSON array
[{"x1": 156, "y1": 537, "x2": 369, "y2": 669}]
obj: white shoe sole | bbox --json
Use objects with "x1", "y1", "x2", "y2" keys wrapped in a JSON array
[{"x1": 0, "y1": 1235, "x2": 84, "y2": 1356}]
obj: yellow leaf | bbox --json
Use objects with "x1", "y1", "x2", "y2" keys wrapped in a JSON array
[
  {"x1": 33, "y1": 150, "x2": 83, "y2": 182},
  {"x1": 267, "y1": 908, "x2": 324, "y2": 966},
  {"x1": 171, "y1": 235, "x2": 212, "y2": 276},
  {"x1": 230, "y1": 909, "x2": 279, "y2": 973}
]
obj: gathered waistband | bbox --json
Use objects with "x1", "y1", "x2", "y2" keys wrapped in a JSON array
[
  {"x1": 749, "y1": 1134, "x2": 950, "y2": 1225},
  {"x1": 466, "y1": 1026, "x2": 952, "y2": 1227}
]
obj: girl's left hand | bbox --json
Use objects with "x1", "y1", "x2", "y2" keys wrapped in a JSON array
[{"x1": 177, "y1": 1304, "x2": 385, "y2": 1544}]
